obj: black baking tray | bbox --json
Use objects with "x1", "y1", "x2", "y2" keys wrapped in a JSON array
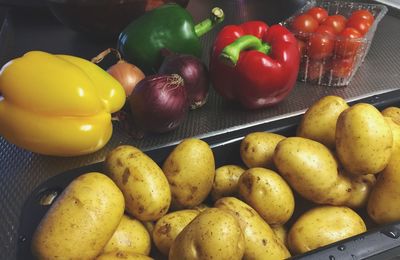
[{"x1": 17, "y1": 91, "x2": 400, "y2": 260}]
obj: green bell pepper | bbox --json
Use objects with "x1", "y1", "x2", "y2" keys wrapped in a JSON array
[{"x1": 117, "y1": 4, "x2": 224, "y2": 74}]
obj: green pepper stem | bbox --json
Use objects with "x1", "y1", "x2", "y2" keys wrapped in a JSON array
[
  {"x1": 194, "y1": 7, "x2": 225, "y2": 38},
  {"x1": 220, "y1": 35, "x2": 271, "y2": 67}
]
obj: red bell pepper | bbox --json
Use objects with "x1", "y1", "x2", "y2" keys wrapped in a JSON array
[{"x1": 210, "y1": 21, "x2": 300, "y2": 109}]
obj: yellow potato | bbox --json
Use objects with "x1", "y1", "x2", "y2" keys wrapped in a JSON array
[
  {"x1": 103, "y1": 215, "x2": 151, "y2": 255},
  {"x1": 97, "y1": 251, "x2": 153, "y2": 260},
  {"x1": 105, "y1": 145, "x2": 171, "y2": 221},
  {"x1": 240, "y1": 132, "x2": 285, "y2": 168},
  {"x1": 162, "y1": 138, "x2": 215, "y2": 209},
  {"x1": 153, "y1": 209, "x2": 200, "y2": 255},
  {"x1": 31, "y1": 172, "x2": 125, "y2": 259},
  {"x1": 215, "y1": 197, "x2": 290, "y2": 260},
  {"x1": 271, "y1": 225, "x2": 288, "y2": 248},
  {"x1": 169, "y1": 208, "x2": 245, "y2": 260},
  {"x1": 297, "y1": 95, "x2": 349, "y2": 149},
  {"x1": 211, "y1": 164, "x2": 245, "y2": 201},
  {"x1": 386, "y1": 117, "x2": 400, "y2": 153},
  {"x1": 345, "y1": 174, "x2": 376, "y2": 209},
  {"x1": 190, "y1": 203, "x2": 210, "y2": 212},
  {"x1": 238, "y1": 167, "x2": 294, "y2": 225},
  {"x1": 367, "y1": 149, "x2": 400, "y2": 224},
  {"x1": 382, "y1": 106, "x2": 400, "y2": 125},
  {"x1": 336, "y1": 103, "x2": 393, "y2": 175},
  {"x1": 288, "y1": 206, "x2": 366, "y2": 254},
  {"x1": 273, "y1": 137, "x2": 351, "y2": 205}
]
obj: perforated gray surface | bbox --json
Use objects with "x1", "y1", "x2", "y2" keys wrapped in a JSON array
[{"x1": 1, "y1": 0, "x2": 400, "y2": 258}]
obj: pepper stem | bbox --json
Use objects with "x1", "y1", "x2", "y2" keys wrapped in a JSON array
[
  {"x1": 194, "y1": 7, "x2": 225, "y2": 38},
  {"x1": 220, "y1": 35, "x2": 271, "y2": 67}
]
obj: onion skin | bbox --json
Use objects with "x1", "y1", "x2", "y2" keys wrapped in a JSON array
[
  {"x1": 107, "y1": 61, "x2": 145, "y2": 97},
  {"x1": 129, "y1": 74, "x2": 188, "y2": 133},
  {"x1": 159, "y1": 53, "x2": 209, "y2": 110}
]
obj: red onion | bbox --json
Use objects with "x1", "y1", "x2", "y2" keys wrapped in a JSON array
[
  {"x1": 159, "y1": 50, "x2": 209, "y2": 110},
  {"x1": 129, "y1": 74, "x2": 188, "y2": 133}
]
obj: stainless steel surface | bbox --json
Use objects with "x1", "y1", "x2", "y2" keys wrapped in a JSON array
[{"x1": 0, "y1": 0, "x2": 400, "y2": 258}]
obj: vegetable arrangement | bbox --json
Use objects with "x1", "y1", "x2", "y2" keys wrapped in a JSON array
[{"x1": 30, "y1": 95, "x2": 400, "y2": 259}]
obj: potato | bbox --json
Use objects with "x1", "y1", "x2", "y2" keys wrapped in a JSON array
[
  {"x1": 386, "y1": 117, "x2": 400, "y2": 152},
  {"x1": 97, "y1": 251, "x2": 153, "y2": 260},
  {"x1": 105, "y1": 145, "x2": 171, "y2": 221},
  {"x1": 238, "y1": 167, "x2": 294, "y2": 225},
  {"x1": 336, "y1": 103, "x2": 393, "y2": 175},
  {"x1": 288, "y1": 206, "x2": 366, "y2": 254},
  {"x1": 297, "y1": 95, "x2": 349, "y2": 149},
  {"x1": 102, "y1": 215, "x2": 151, "y2": 255},
  {"x1": 240, "y1": 132, "x2": 285, "y2": 168},
  {"x1": 367, "y1": 149, "x2": 400, "y2": 224},
  {"x1": 273, "y1": 137, "x2": 351, "y2": 205},
  {"x1": 169, "y1": 208, "x2": 245, "y2": 260},
  {"x1": 162, "y1": 138, "x2": 215, "y2": 209},
  {"x1": 31, "y1": 172, "x2": 125, "y2": 259},
  {"x1": 153, "y1": 209, "x2": 199, "y2": 255},
  {"x1": 211, "y1": 165, "x2": 245, "y2": 201},
  {"x1": 191, "y1": 203, "x2": 210, "y2": 212},
  {"x1": 382, "y1": 106, "x2": 400, "y2": 125},
  {"x1": 271, "y1": 225, "x2": 288, "y2": 248},
  {"x1": 215, "y1": 197, "x2": 290, "y2": 260},
  {"x1": 345, "y1": 174, "x2": 376, "y2": 209}
]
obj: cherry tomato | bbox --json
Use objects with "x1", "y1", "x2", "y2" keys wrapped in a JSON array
[
  {"x1": 330, "y1": 57, "x2": 355, "y2": 78},
  {"x1": 349, "y1": 10, "x2": 375, "y2": 24},
  {"x1": 346, "y1": 17, "x2": 372, "y2": 35},
  {"x1": 297, "y1": 39, "x2": 307, "y2": 57},
  {"x1": 335, "y1": 27, "x2": 363, "y2": 58},
  {"x1": 306, "y1": 59, "x2": 327, "y2": 81},
  {"x1": 291, "y1": 14, "x2": 319, "y2": 38},
  {"x1": 307, "y1": 7, "x2": 329, "y2": 24},
  {"x1": 308, "y1": 26, "x2": 335, "y2": 60},
  {"x1": 321, "y1": 15, "x2": 347, "y2": 34},
  {"x1": 315, "y1": 25, "x2": 336, "y2": 35}
]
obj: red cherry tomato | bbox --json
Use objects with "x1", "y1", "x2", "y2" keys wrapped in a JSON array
[
  {"x1": 307, "y1": 7, "x2": 329, "y2": 24},
  {"x1": 335, "y1": 27, "x2": 363, "y2": 58},
  {"x1": 321, "y1": 15, "x2": 347, "y2": 34},
  {"x1": 349, "y1": 10, "x2": 375, "y2": 24},
  {"x1": 306, "y1": 59, "x2": 327, "y2": 81},
  {"x1": 308, "y1": 26, "x2": 335, "y2": 60},
  {"x1": 315, "y1": 25, "x2": 336, "y2": 35},
  {"x1": 346, "y1": 17, "x2": 372, "y2": 35},
  {"x1": 331, "y1": 57, "x2": 355, "y2": 78},
  {"x1": 291, "y1": 14, "x2": 319, "y2": 38},
  {"x1": 297, "y1": 39, "x2": 307, "y2": 57}
]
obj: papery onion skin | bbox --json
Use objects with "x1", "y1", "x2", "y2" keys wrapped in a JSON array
[
  {"x1": 129, "y1": 74, "x2": 189, "y2": 133},
  {"x1": 107, "y1": 61, "x2": 145, "y2": 97},
  {"x1": 159, "y1": 53, "x2": 209, "y2": 110}
]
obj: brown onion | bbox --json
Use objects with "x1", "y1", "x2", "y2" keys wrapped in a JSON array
[
  {"x1": 92, "y1": 48, "x2": 145, "y2": 97},
  {"x1": 159, "y1": 50, "x2": 209, "y2": 109},
  {"x1": 107, "y1": 61, "x2": 145, "y2": 96},
  {"x1": 129, "y1": 74, "x2": 188, "y2": 133}
]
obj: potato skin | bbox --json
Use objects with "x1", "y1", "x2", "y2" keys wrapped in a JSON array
[
  {"x1": 336, "y1": 103, "x2": 393, "y2": 175},
  {"x1": 211, "y1": 165, "x2": 245, "y2": 201},
  {"x1": 240, "y1": 132, "x2": 285, "y2": 168},
  {"x1": 153, "y1": 209, "x2": 199, "y2": 255},
  {"x1": 367, "y1": 149, "x2": 400, "y2": 224},
  {"x1": 271, "y1": 225, "x2": 288, "y2": 248},
  {"x1": 382, "y1": 106, "x2": 400, "y2": 125},
  {"x1": 169, "y1": 208, "x2": 245, "y2": 260},
  {"x1": 162, "y1": 138, "x2": 215, "y2": 209},
  {"x1": 238, "y1": 167, "x2": 294, "y2": 225},
  {"x1": 288, "y1": 206, "x2": 366, "y2": 254},
  {"x1": 215, "y1": 197, "x2": 290, "y2": 260},
  {"x1": 105, "y1": 145, "x2": 171, "y2": 221},
  {"x1": 102, "y1": 215, "x2": 151, "y2": 255},
  {"x1": 31, "y1": 172, "x2": 125, "y2": 260},
  {"x1": 273, "y1": 137, "x2": 351, "y2": 205},
  {"x1": 97, "y1": 251, "x2": 154, "y2": 260},
  {"x1": 345, "y1": 174, "x2": 376, "y2": 209},
  {"x1": 297, "y1": 95, "x2": 349, "y2": 149}
]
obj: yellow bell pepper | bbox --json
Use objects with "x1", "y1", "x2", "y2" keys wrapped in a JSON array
[{"x1": 0, "y1": 51, "x2": 126, "y2": 156}]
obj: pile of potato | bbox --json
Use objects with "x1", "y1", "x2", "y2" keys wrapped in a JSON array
[{"x1": 31, "y1": 95, "x2": 400, "y2": 260}]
